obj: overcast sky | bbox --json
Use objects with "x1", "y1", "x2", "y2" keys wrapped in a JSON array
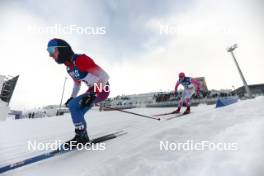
[{"x1": 0, "y1": 0, "x2": 263, "y2": 110}]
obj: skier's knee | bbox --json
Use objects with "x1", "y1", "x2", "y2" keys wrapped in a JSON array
[
  {"x1": 68, "y1": 99, "x2": 79, "y2": 110},
  {"x1": 178, "y1": 100, "x2": 183, "y2": 106}
]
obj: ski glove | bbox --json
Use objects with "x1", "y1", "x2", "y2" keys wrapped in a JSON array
[
  {"x1": 79, "y1": 92, "x2": 96, "y2": 107},
  {"x1": 65, "y1": 97, "x2": 74, "y2": 107}
]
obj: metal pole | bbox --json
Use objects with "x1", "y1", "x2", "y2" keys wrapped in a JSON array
[
  {"x1": 230, "y1": 51, "x2": 252, "y2": 98},
  {"x1": 59, "y1": 77, "x2": 67, "y2": 110},
  {"x1": 97, "y1": 104, "x2": 161, "y2": 121},
  {"x1": 227, "y1": 44, "x2": 252, "y2": 98}
]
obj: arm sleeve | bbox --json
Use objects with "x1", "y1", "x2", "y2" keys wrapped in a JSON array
[
  {"x1": 191, "y1": 79, "x2": 200, "y2": 92},
  {"x1": 76, "y1": 55, "x2": 109, "y2": 84},
  {"x1": 174, "y1": 81, "x2": 180, "y2": 92},
  {"x1": 70, "y1": 78, "x2": 81, "y2": 98}
]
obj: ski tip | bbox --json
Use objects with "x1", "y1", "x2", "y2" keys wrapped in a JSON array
[
  {"x1": 104, "y1": 130, "x2": 128, "y2": 137},
  {"x1": 114, "y1": 130, "x2": 128, "y2": 136}
]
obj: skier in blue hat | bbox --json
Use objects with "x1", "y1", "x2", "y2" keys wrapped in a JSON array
[{"x1": 47, "y1": 38, "x2": 110, "y2": 148}]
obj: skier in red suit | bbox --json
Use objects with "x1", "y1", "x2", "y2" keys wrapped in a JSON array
[
  {"x1": 174, "y1": 72, "x2": 200, "y2": 114},
  {"x1": 47, "y1": 38, "x2": 110, "y2": 148}
]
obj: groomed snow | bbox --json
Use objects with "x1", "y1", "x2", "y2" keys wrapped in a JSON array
[{"x1": 1, "y1": 97, "x2": 264, "y2": 176}]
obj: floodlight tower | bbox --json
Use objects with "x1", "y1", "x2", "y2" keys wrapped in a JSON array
[{"x1": 226, "y1": 44, "x2": 252, "y2": 98}]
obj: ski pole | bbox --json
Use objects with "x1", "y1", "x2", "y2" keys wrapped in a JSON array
[{"x1": 97, "y1": 105, "x2": 160, "y2": 121}]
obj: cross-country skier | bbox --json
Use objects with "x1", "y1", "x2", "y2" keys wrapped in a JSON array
[
  {"x1": 174, "y1": 72, "x2": 200, "y2": 114},
  {"x1": 47, "y1": 38, "x2": 110, "y2": 148}
]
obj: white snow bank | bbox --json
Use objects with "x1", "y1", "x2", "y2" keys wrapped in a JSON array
[{"x1": 0, "y1": 96, "x2": 264, "y2": 176}]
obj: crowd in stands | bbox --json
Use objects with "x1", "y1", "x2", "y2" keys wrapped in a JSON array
[
  {"x1": 111, "y1": 95, "x2": 130, "y2": 101},
  {"x1": 154, "y1": 92, "x2": 174, "y2": 102},
  {"x1": 99, "y1": 90, "x2": 237, "y2": 108},
  {"x1": 154, "y1": 90, "x2": 236, "y2": 102}
]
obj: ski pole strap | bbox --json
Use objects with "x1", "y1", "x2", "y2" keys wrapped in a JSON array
[{"x1": 100, "y1": 105, "x2": 160, "y2": 121}]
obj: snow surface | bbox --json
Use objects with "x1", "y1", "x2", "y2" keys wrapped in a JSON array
[{"x1": 1, "y1": 97, "x2": 264, "y2": 176}]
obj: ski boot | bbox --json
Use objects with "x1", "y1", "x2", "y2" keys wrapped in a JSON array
[
  {"x1": 61, "y1": 129, "x2": 90, "y2": 150},
  {"x1": 183, "y1": 106, "x2": 191, "y2": 115},
  {"x1": 172, "y1": 107, "x2": 181, "y2": 114}
]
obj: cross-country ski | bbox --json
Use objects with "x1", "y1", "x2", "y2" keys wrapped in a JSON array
[{"x1": 0, "y1": 131, "x2": 127, "y2": 174}]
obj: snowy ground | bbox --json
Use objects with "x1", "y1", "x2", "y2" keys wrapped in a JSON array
[{"x1": 1, "y1": 97, "x2": 264, "y2": 176}]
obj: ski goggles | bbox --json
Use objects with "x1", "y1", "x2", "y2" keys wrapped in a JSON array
[
  {"x1": 47, "y1": 46, "x2": 56, "y2": 55},
  {"x1": 47, "y1": 46, "x2": 68, "y2": 55}
]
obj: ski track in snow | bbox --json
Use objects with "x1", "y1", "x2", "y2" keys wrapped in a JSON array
[{"x1": 0, "y1": 97, "x2": 264, "y2": 176}]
